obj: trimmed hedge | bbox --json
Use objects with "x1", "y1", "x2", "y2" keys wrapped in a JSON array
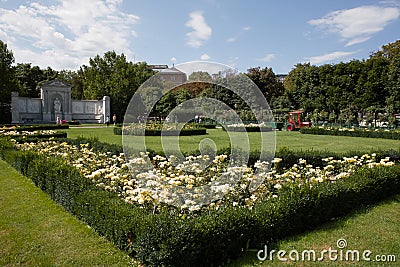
[
  {"x1": 223, "y1": 126, "x2": 273, "y2": 132},
  {"x1": 10, "y1": 132, "x2": 68, "y2": 141},
  {"x1": 1, "y1": 137, "x2": 400, "y2": 266},
  {"x1": 300, "y1": 126, "x2": 400, "y2": 140},
  {"x1": 114, "y1": 127, "x2": 207, "y2": 136},
  {"x1": 2, "y1": 124, "x2": 70, "y2": 131}
]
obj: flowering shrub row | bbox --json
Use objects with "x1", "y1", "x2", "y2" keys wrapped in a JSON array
[
  {"x1": 300, "y1": 126, "x2": 400, "y2": 140},
  {"x1": 11, "y1": 139, "x2": 397, "y2": 213},
  {"x1": 0, "y1": 129, "x2": 67, "y2": 140},
  {"x1": 114, "y1": 122, "x2": 207, "y2": 136},
  {"x1": 1, "y1": 137, "x2": 400, "y2": 266},
  {"x1": 0, "y1": 124, "x2": 69, "y2": 131},
  {"x1": 223, "y1": 122, "x2": 274, "y2": 132}
]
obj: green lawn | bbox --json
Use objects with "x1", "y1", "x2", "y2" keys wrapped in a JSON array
[
  {"x1": 3, "y1": 126, "x2": 399, "y2": 266},
  {"x1": 230, "y1": 194, "x2": 400, "y2": 266},
  {"x1": 65, "y1": 127, "x2": 400, "y2": 154},
  {"x1": 0, "y1": 159, "x2": 137, "y2": 267}
]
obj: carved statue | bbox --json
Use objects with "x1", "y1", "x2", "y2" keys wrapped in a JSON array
[{"x1": 54, "y1": 98, "x2": 62, "y2": 113}]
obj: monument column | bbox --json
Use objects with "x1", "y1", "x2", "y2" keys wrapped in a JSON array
[
  {"x1": 64, "y1": 91, "x2": 72, "y2": 121},
  {"x1": 103, "y1": 96, "x2": 110, "y2": 123},
  {"x1": 42, "y1": 89, "x2": 51, "y2": 122},
  {"x1": 11, "y1": 92, "x2": 20, "y2": 123}
]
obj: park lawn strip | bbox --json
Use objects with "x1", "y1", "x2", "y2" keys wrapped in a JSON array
[
  {"x1": 230, "y1": 193, "x2": 400, "y2": 267},
  {"x1": 0, "y1": 159, "x2": 138, "y2": 267},
  {"x1": 65, "y1": 127, "x2": 400, "y2": 154}
]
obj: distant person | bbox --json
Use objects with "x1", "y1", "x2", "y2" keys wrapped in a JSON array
[
  {"x1": 112, "y1": 114, "x2": 117, "y2": 126},
  {"x1": 105, "y1": 115, "x2": 110, "y2": 127},
  {"x1": 56, "y1": 115, "x2": 61, "y2": 124}
]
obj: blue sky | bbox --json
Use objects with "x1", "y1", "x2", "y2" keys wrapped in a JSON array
[{"x1": 0, "y1": 0, "x2": 399, "y2": 74}]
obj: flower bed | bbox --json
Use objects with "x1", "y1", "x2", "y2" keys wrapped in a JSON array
[
  {"x1": 223, "y1": 123, "x2": 274, "y2": 132},
  {"x1": 0, "y1": 129, "x2": 67, "y2": 139},
  {"x1": 0, "y1": 124, "x2": 69, "y2": 131},
  {"x1": 300, "y1": 126, "x2": 400, "y2": 140},
  {"x1": 1, "y1": 137, "x2": 400, "y2": 266},
  {"x1": 114, "y1": 123, "x2": 207, "y2": 136}
]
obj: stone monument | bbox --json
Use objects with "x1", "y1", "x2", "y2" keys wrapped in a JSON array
[{"x1": 11, "y1": 79, "x2": 110, "y2": 124}]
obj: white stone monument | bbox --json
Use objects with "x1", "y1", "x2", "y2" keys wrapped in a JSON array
[{"x1": 11, "y1": 79, "x2": 110, "y2": 124}]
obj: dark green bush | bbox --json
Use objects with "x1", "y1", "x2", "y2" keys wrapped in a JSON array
[
  {"x1": 114, "y1": 127, "x2": 207, "y2": 136},
  {"x1": 223, "y1": 126, "x2": 273, "y2": 132},
  {"x1": 1, "y1": 124, "x2": 70, "y2": 131},
  {"x1": 301, "y1": 127, "x2": 400, "y2": 140},
  {"x1": 113, "y1": 127, "x2": 122, "y2": 135},
  {"x1": 10, "y1": 132, "x2": 67, "y2": 142},
  {"x1": 1, "y1": 137, "x2": 400, "y2": 266}
]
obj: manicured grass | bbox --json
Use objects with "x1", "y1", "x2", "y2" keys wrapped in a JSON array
[
  {"x1": 0, "y1": 159, "x2": 137, "y2": 267},
  {"x1": 65, "y1": 127, "x2": 400, "y2": 154},
  {"x1": 230, "y1": 194, "x2": 400, "y2": 266},
  {"x1": 4, "y1": 127, "x2": 400, "y2": 266}
]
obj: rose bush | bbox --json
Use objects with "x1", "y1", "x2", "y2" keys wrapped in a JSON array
[{"x1": 13, "y1": 139, "x2": 396, "y2": 215}]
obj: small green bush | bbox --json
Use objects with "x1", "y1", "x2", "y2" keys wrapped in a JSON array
[
  {"x1": 223, "y1": 126, "x2": 273, "y2": 132},
  {"x1": 114, "y1": 127, "x2": 207, "y2": 136},
  {"x1": 10, "y1": 132, "x2": 67, "y2": 141},
  {"x1": 301, "y1": 127, "x2": 400, "y2": 140},
  {"x1": 1, "y1": 137, "x2": 400, "y2": 266}
]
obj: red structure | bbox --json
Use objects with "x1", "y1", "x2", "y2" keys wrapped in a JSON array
[{"x1": 286, "y1": 110, "x2": 311, "y2": 131}]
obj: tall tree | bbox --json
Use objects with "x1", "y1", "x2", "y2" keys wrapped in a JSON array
[
  {"x1": 81, "y1": 51, "x2": 154, "y2": 120},
  {"x1": 0, "y1": 40, "x2": 19, "y2": 123},
  {"x1": 246, "y1": 66, "x2": 284, "y2": 104},
  {"x1": 15, "y1": 63, "x2": 58, "y2": 98}
]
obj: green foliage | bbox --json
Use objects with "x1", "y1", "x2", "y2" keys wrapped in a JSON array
[
  {"x1": 0, "y1": 40, "x2": 19, "y2": 123},
  {"x1": 10, "y1": 132, "x2": 67, "y2": 142},
  {"x1": 1, "y1": 137, "x2": 400, "y2": 266},
  {"x1": 15, "y1": 63, "x2": 58, "y2": 98},
  {"x1": 114, "y1": 126, "x2": 207, "y2": 136},
  {"x1": 223, "y1": 126, "x2": 273, "y2": 132},
  {"x1": 300, "y1": 126, "x2": 400, "y2": 140},
  {"x1": 2, "y1": 124, "x2": 69, "y2": 131},
  {"x1": 246, "y1": 66, "x2": 285, "y2": 104},
  {"x1": 81, "y1": 51, "x2": 154, "y2": 120},
  {"x1": 284, "y1": 40, "x2": 400, "y2": 114},
  {"x1": 0, "y1": 160, "x2": 138, "y2": 267}
]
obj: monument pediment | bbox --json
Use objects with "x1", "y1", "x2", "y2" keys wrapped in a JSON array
[
  {"x1": 12, "y1": 78, "x2": 110, "y2": 124},
  {"x1": 42, "y1": 79, "x2": 71, "y2": 88}
]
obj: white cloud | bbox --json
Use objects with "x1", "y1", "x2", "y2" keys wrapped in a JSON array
[
  {"x1": 185, "y1": 11, "x2": 212, "y2": 48},
  {"x1": 257, "y1": 53, "x2": 275, "y2": 62},
  {"x1": 0, "y1": 0, "x2": 139, "y2": 69},
  {"x1": 306, "y1": 51, "x2": 357, "y2": 64},
  {"x1": 200, "y1": 53, "x2": 210, "y2": 60},
  {"x1": 308, "y1": 5, "x2": 400, "y2": 46}
]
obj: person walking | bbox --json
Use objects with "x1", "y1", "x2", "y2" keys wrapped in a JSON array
[
  {"x1": 112, "y1": 114, "x2": 117, "y2": 126},
  {"x1": 105, "y1": 115, "x2": 110, "y2": 127}
]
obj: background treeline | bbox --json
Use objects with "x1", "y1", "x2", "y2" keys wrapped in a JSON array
[
  {"x1": 282, "y1": 40, "x2": 400, "y2": 125},
  {"x1": 1, "y1": 39, "x2": 399, "y2": 124}
]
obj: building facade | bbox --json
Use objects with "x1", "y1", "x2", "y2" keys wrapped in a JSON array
[{"x1": 11, "y1": 79, "x2": 110, "y2": 124}]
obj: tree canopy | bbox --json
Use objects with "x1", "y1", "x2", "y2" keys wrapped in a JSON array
[{"x1": 1, "y1": 38, "x2": 400, "y2": 124}]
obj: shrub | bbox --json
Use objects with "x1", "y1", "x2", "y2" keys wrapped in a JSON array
[
  {"x1": 114, "y1": 127, "x2": 207, "y2": 136},
  {"x1": 300, "y1": 126, "x2": 400, "y2": 140},
  {"x1": 223, "y1": 126, "x2": 273, "y2": 132},
  {"x1": 1, "y1": 137, "x2": 400, "y2": 266},
  {"x1": 10, "y1": 132, "x2": 67, "y2": 141},
  {"x1": 1, "y1": 124, "x2": 70, "y2": 131}
]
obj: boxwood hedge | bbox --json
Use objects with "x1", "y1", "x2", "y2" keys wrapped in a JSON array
[
  {"x1": 0, "y1": 124, "x2": 69, "y2": 131},
  {"x1": 300, "y1": 126, "x2": 400, "y2": 140},
  {"x1": 114, "y1": 127, "x2": 207, "y2": 136},
  {"x1": 0, "y1": 137, "x2": 399, "y2": 266}
]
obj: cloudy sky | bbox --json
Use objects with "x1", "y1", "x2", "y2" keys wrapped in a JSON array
[{"x1": 1, "y1": 0, "x2": 399, "y2": 73}]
